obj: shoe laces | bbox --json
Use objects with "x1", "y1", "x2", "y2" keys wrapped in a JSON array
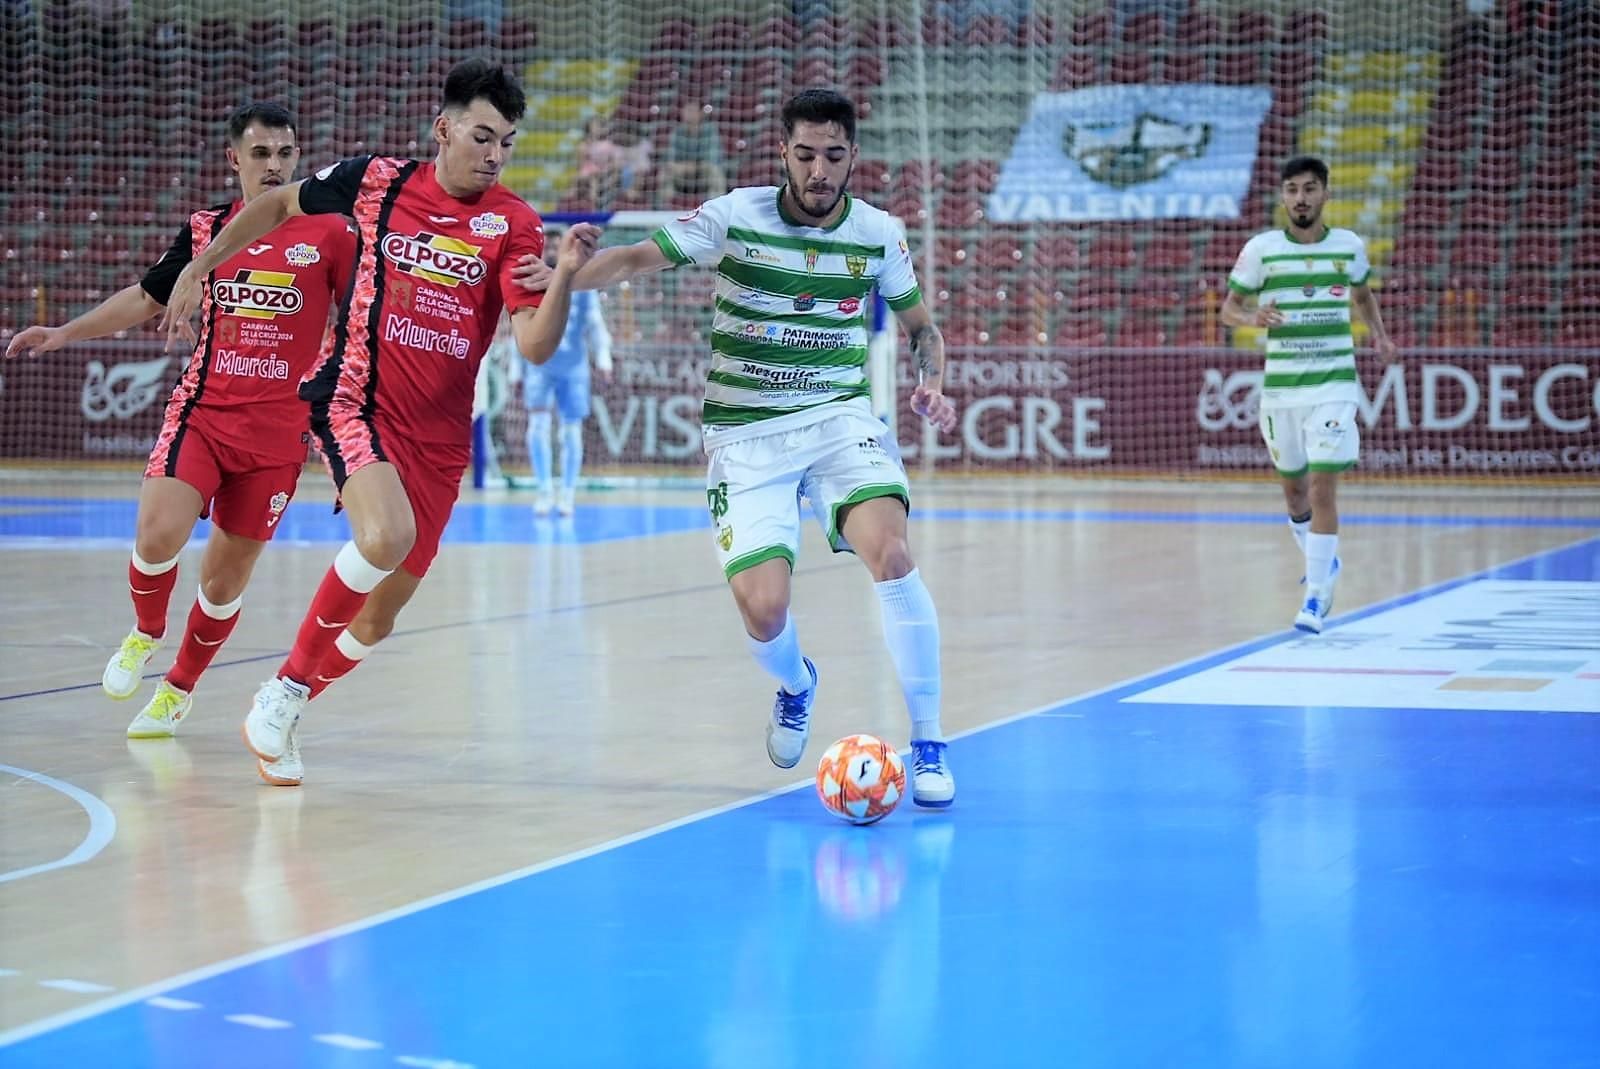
[
  {"x1": 773, "y1": 688, "x2": 810, "y2": 731},
  {"x1": 911, "y1": 740, "x2": 947, "y2": 776},
  {"x1": 150, "y1": 686, "x2": 186, "y2": 723},
  {"x1": 116, "y1": 635, "x2": 157, "y2": 671}
]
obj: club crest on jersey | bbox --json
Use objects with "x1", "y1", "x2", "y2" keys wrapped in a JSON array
[
  {"x1": 212, "y1": 270, "x2": 304, "y2": 319},
  {"x1": 266, "y1": 491, "x2": 289, "y2": 527},
  {"x1": 793, "y1": 293, "x2": 816, "y2": 311},
  {"x1": 382, "y1": 232, "x2": 487, "y2": 287},
  {"x1": 469, "y1": 212, "x2": 509, "y2": 239},
  {"x1": 285, "y1": 243, "x2": 320, "y2": 267},
  {"x1": 844, "y1": 254, "x2": 867, "y2": 278},
  {"x1": 804, "y1": 247, "x2": 820, "y2": 273}
]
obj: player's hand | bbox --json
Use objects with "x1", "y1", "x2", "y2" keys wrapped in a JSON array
[
  {"x1": 911, "y1": 380, "x2": 957, "y2": 434},
  {"x1": 4, "y1": 325, "x2": 67, "y2": 359},
  {"x1": 555, "y1": 223, "x2": 602, "y2": 274},
  {"x1": 160, "y1": 263, "x2": 204, "y2": 351},
  {"x1": 1374, "y1": 334, "x2": 1400, "y2": 364},
  {"x1": 1253, "y1": 306, "x2": 1286, "y2": 328},
  {"x1": 512, "y1": 253, "x2": 554, "y2": 293}
]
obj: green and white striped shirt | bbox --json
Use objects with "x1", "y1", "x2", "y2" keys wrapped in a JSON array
[
  {"x1": 1228, "y1": 226, "x2": 1372, "y2": 409},
  {"x1": 651, "y1": 186, "x2": 922, "y2": 448}
]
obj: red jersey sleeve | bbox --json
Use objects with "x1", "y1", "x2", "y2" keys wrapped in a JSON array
[
  {"x1": 298, "y1": 156, "x2": 374, "y2": 217},
  {"x1": 500, "y1": 207, "x2": 547, "y2": 313},
  {"x1": 322, "y1": 216, "x2": 359, "y2": 305}
]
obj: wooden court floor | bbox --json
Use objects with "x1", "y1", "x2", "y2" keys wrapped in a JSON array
[{"x1": 1, "y1": 478, "x2": 1595, "y2": 1039}]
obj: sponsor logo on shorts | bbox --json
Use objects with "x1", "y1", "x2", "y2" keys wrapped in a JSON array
[
  {"x1": 469, "y1": 211, "x2": 509, "y2": 238},
  {"x1": 717, "y1": 525, "x2": 734, "y2": 552},
  {"x1": 266, "y1": 490, "x2": 290, "y2": 527},
  {"x1": 285, "y1": 242, "x2": 321, "y2": 266},
  {"x1": 212, "y1": 270, "x2": 304, "y2": 319},
  {"x1": 706, "y1": 481, "x2": 730, "y2": 524},
  {"x1": 214, "y1": 349, "x2": 290, "y2": 380},
  {"x1": 382, "y1": 232, "x2": 487, "y2": 288}
]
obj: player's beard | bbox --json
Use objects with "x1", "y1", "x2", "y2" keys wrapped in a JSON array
[
  {"x1": 787, "y1": 161, "x2": 853, "y2": 222},
  {"x1": 1292, "y1": 204, "x2": 1322, "y2": 229}
]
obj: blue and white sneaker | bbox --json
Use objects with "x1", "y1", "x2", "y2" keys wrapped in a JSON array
[
  {"x1": 1294, "y1": 590, "x2": 1332, "y2": 634},
  {"x1": 765, "y1": 657, "x2": 818, "y2": 769},
  {"x1": 910, "y1": 739, "x2": 956, "y2": 808}
]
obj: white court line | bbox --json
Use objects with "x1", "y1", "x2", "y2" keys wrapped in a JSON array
[
  {"x1": 224, "y1": 1014, "x2": 292, "y2": 1030},
  {"x1": 1, "y1": 533, "x2": 1593, "y2": 1051},
  {"x1": 313, "y1": 1033, "x2": 383, "y2": 1051},
  {"x1": 0, "y1": 764, "x2": 117, "y2": 885}
]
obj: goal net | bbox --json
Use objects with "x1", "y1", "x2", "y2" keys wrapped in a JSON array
[{"x1": 3, "y1": 0, "x2": 1596, "y2": 484}]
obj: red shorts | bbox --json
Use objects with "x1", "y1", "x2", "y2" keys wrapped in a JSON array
[
  {"x1": 313, "y1": 410, "x2": 464, "y2": 578},
  {"x1": 145, "y1": 419, "x2": 303, "y2": 541}
]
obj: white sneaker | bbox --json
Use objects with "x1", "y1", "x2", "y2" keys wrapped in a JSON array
[
  {"x1": 126, "y1": 680, "x2": 192, "y2": 738},
  {"x1": 1294, "y1": 588, "x2": 1332, "y2": 634},
  {"x1": 556, "y1": 486, "x2": 576, "y2": 515},
  {"x1": 103, "y1": 630, "x2": 161, "y2": 700},
  {"x1": 533, "y1": 488, "x2": 554, "y2": 515},
  {"x1": 765, "y1": 658, "x2": 818, "y2": 769},
  {"x1": 258, "y1": 724, "x2": 303, "y2": 786},
  {"x1": 910, "y1": 739, "x2": 956, "y2": 808},
  {"x1": 243, "y1": 677, "x2": 309, "y2": 762}
]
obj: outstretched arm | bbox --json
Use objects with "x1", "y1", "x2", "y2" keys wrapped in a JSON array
[
  {"x1": 512, "y1": 224, "x2": 602, "y2": 362},
  {"x1": 159, "y1": 183, "x2": 304, "y2": 346},
  {"x1": 6, "y1": 283, "x2": 163, "y2": 358}
]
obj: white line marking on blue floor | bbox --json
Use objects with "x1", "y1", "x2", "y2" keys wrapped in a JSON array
[
  {"x1": 395, "y1": 1057, "x2": 477, "y2": 1069},
  {"x1": 314, "y1": 1034, "x2": 383, "y2": 1051},
  {"x1": 223, "y1": 1014, "x2": 292, "y2": 1030},
  {"x1": 145, "y1": 997, "x2": 202, "y2": 1011}
]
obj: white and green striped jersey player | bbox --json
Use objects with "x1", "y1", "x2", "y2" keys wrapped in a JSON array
[
  {"x1": 649, "y1": 185, "x2": 922, "y2": 449},
  {"x1": 1227, "y1": 226, "x2": 1372, "y2": 410}
]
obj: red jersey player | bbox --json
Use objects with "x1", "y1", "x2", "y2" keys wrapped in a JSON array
[
  {"x1": 162, "y1": 60, "x2": 598, "y2": 784},
  {"x1": 5, "y1": 103, "x2": 355, "y2": 752}
]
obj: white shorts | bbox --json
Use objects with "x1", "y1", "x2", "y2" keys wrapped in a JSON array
[
  {"x1": 1260, "y1": 402, "x2": 1360, "y2": 477},
  {"x1": 705, "y1": 411, "x2": 910, "y2": 579}
]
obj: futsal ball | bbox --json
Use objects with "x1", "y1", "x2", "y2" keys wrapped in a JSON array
[{"x1": 815, "y1": 734, "x2": 906, "y2": 825}]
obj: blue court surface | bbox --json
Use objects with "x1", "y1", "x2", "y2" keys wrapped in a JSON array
[
  {"x1": 1, "y1": 495, "x2": 1595, "y2": 549},
  {"x1": 2, "y1": 506, "x2": 1596, "y2": 1068}
]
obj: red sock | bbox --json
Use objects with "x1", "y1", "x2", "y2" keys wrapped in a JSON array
[
  {"x1": 279, "y1": 543, "x2": 390, "y2": 686},
  {"x1": 128, "y1": 555, "x2": 180, "y2": 639},
  {"x1": 310, "y1": 645, "x2": 363, "y2": 699},
  {"x1": 165, "y1": 591, "x2": 241, "y2": 693}
]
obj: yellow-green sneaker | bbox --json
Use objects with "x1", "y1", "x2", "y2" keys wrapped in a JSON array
[
  {"x1": 126, "y1": 680, "x2": 192, "y2": 738},
  {"x1": 103, "y1": 630, "x2": 161, "y2": 700}
]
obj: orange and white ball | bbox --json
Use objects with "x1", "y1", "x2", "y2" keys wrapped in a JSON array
[{"x1": 815, "y1": 734, "x2": 906, "y2": 825}]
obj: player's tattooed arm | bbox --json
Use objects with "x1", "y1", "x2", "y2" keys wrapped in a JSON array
[{"x1": 897, "y1": 302, "x2": 956, "y2": 433}]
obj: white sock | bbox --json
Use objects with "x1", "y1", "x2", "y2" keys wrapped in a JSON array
[
  {"x1": 559, "y1": 419, "x2": 584, "y2": 492},
  {"x1": 1289, "y1": 514, "x2": 1311, "y2": 554},
  {"x1": 747, "y1": 615, "x2": 811, "y2": 696},
  {"x1": 132, "y1": 551, "x2": 181, "y2": 576},
  {"x1": 526, "y1": 411, "x2": 553, "y2": 491},
  {"x1": 876, "y1": 568, "x2": 943, "y2": 742},
  {"x1": 1305, "y1": 532, "x2": 1338, "y2": 591}
]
